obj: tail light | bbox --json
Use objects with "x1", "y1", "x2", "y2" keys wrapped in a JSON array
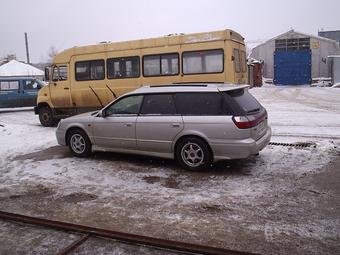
[{"x1": 232, "y1": 110, "x2": 267, "y2": 129}]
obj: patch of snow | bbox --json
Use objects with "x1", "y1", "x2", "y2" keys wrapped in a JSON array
[
  {"x1": 184, "y1": 34, "x2": 223, "y2": 43},
  {"x1": 0, "y1": 60, "x2": 44, "y2": 77}
]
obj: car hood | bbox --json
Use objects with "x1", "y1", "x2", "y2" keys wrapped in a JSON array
[{"x1": 63, "y1": 111, "x2": 98, "y2": 122}]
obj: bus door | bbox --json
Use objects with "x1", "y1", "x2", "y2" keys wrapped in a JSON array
[
  {"x1": 233, "y1": 44, "x2": 246, "y2": 84},
  {"x1": 21, "y1": 79, "x2": 42, "y2": 107},
  {"x1": 0, "y1": 80, "x2": 21, "y2": 108},
  {"x1": 49, "y1": 65, "x2": 72, "y2": 108}
]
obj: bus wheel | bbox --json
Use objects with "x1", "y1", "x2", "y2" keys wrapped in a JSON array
[{"x1": 39, "y1": 106, "x2": 56, "y2": 127}]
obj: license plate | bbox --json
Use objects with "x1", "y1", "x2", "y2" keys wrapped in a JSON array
[{"x1": 256, "y1": 120, "x2": 266, "y2": 134}]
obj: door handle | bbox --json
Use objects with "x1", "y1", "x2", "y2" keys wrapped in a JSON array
[
  {"x1": 171, "y1": 123, "x2": 180, "y2": 127},
  {"x1": 124, "y1": 123, "x2": 133, "y2": 127},
  {"x1": 64, "y1": 87, "x2": 70, "y2": 90}
]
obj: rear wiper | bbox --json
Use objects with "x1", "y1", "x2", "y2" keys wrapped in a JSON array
[{"x1": 246, "y1": 108, "x2": 260, "y2": 114}]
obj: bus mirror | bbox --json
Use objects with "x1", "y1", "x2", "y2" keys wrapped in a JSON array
[{"x1": 44, "y1": 67, "x2": 50, "y2": 82}]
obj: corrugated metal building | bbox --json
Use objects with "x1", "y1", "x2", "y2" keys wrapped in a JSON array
[
  {"x1": 319, "y1": 30, "x2": 340, "y2": 44},
  {"x1": 328, "y1": 55, "x2": 340, "y2": 85},
  {"x1": 250, "y1": 30, "x2": 340, "y2": 85}
]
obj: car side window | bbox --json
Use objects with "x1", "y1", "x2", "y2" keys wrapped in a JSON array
[
  {"x1": 23, "y1": 80, "x2": 40, "y2": 90},
  {"x1": 174, "y1": 92, "x2": 231, "y2": 115},
  {"x1": 140, "y1": 94, "x2": 176, "y2": 115},
  {"x1": 105, "y1": 95, "x2": 143, "y2": 116},
  {"x1": 0, "y1": 81, "x2": 19, "y2": 91}
]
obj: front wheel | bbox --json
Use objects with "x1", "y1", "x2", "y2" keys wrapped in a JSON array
[
  {"x1": 39, "y1": 106, "x2": 57, "y2": 127},
  {"x1": 176, "y1": 137, "x2": 212, "y2": 170},
  {"x1": 67, "y1": 129, "x2": 92, "y2": 157}
]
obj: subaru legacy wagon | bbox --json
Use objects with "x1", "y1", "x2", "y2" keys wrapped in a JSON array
[{"x1": 56, "y1": 84, "x2": 271, "y2": 170}]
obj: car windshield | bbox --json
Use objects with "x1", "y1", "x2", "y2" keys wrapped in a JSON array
[{"x1": 223, "y1": 89, "x2": 262, "y2": 114}]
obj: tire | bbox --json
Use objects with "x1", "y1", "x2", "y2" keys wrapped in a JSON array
[
  {"x1": 176, "y1": 137, "x2": 212, "y2": 170},
  {"x1": 67, "y1": 129, "x2": 92, "y2": 157},
  {"x1": 39, "y1": 106, "x2": 57, "y2": 127}
]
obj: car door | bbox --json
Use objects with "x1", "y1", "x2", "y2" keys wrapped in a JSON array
[
  {"x1": 136, "y1": 93, "x2": 183, "y2": 153},
  {"x1": 92, "y1": 95, "x2": 143, "y2": 150},
  {"x1": 0, "y1": 80, "x2": 21, "y2": 108},
  {"x1": 21, "y1": 79, "x2": 42, "y2": 107}
]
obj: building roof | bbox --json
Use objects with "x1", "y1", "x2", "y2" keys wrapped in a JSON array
[
  {"x1": 0, "y1": 60, "x2": 44, "y2": 77},
  {"x1": 252, "y1": 29, "x2": 338, "y2": 50}
]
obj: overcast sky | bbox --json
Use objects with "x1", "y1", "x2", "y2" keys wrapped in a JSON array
[{"x1": 1, "y1": 0, "x2": 339, "y2": 63}]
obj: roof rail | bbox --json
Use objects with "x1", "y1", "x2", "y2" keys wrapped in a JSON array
[{"x1": 149, "y1": 84, "x2": 208, "y2": 88}]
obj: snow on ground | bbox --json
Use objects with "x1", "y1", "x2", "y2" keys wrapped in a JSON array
[
  {"x1": 0, "y1": 86, "x2": 339, "y2": 208},
  {"x1": 1, "y1": 86, "x2": 340, "y2": 254},
  {"x1": 1, "y1": 86, "x2": 339, "y2": 199}
]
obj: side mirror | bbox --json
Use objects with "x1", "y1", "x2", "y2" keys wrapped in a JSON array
[
  {"x1": 97, "y1": 109, "x2": 106, "y2": 117},
  {"x1": 44, "y1": 67, "x2": 50, "y2": 82}
]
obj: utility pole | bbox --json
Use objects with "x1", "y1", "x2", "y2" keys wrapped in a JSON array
[{"x1": 24, "y1": 32, "x2": 30, "y2": 64}]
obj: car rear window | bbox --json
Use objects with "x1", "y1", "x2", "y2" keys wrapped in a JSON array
[{"x1": 223, "y1": 89, "x2": 262, "y2": 114}]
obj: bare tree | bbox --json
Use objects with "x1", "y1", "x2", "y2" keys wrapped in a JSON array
[{"x1": 47, "y1": 46, "x2": 58, "y2": 63}]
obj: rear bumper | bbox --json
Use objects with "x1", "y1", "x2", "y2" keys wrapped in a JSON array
[{"x1": 212, "y1": 127, "x2": 272, "y2": 161}]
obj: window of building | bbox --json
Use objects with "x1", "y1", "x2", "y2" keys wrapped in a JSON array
[
  {"x1": 52, "y1": 65, "x2": 68, "y2": 81},
  {"x1": 182, "y1": 49, "x2": 223, "y2": 74},
  {"x1": 143, "y1": 53, "x2": 179, "y2": 77},
  {"x1": 107, "y1": 56, "x2": 140, "y2": 79},
  {"x1": 233, "y1": 49, "x2": 241, "y2": 73},
  {"x1": 174, "y1": 92, "x2": 226, "y2": 115},
  {"x1": 0, "y1": 81, "x2": 19, "y2": 90},
  {"x1": 275, "y1": 38, "x2": 310, "y2": 51},
  {"x1": 140, "y1": 94, "x2": 176, "y2": 115},
  {"x1": 75, "y1": 60, "x2": 105, "y2": 81}
]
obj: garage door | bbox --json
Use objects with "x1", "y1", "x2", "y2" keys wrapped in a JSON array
[{"x1": 274, "y1": 49, "x2": 311, "y2": 85}]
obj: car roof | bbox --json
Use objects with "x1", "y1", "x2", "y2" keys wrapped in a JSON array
[{"x1": 130, "y1": 84, "x2": 250, "y2": 95}]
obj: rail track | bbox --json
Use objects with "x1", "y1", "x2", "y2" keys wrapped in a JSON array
[{"x1": 0, "y1": 211, "x2": 258, "y2": 255}]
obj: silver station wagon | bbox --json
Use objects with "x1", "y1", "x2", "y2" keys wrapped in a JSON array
[{"x1": 56, "y1": 84, "x2": 271, "y2": 170}]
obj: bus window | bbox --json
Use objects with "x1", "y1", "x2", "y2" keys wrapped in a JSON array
[
  {"x1": 233, "y1": 49, "x2": 241, "y2": 73},
  {"x1": 143, "y1": 53, "x2": 179, "y2": 77},
  {"x1": 52, "y1": 66, "x2": 68, "y2": 82},
  {"x1": 182, "y1": 49, "x2": 223, "y2": 74},
  {"x1": 75, "y1": 60, "x2": 104, "y2": 81},
  {"x1": 107, "y1": 56, "x2": 140, "y2": 79}
]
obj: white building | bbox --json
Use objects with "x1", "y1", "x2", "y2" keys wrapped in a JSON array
[{"x1": 0, "y1": 60, "x2": 44, "y2": 78}]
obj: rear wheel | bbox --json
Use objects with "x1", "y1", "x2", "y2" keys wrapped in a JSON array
[
  {"x1": 39, "y1": 106, "x2": 57, "y2": 127},
  {"x1": 67, "y1": 129, "x2": 92, "y2": 157},
  {"x1": 176, "y1": 137, "x2": 212, "y2": 170}
]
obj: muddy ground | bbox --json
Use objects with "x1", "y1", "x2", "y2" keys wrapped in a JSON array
[{"x1": 0, "y1": 145, "x2": 339, "y2": 255}]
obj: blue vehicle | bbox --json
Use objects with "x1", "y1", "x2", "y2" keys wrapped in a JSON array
[{"x1": 0, "y1": 77, "x2": 44, "y2": 108}]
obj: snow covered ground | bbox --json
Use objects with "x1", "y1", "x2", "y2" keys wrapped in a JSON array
[{"x1": 0, "y1": 85, "x2": 340, "y2": 254}]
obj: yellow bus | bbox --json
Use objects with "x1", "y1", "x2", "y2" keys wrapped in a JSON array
[{"x1": 36, "y1": 29, "x2": 247, "y2": 126}]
